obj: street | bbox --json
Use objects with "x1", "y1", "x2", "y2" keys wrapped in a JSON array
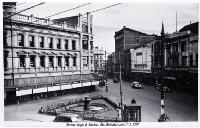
[{"x1": 4, "y1": 79, "x2": 198, "y2": 122}]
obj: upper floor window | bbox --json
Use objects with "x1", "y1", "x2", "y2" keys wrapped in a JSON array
[
  {"x1": 83, "y1": 57, "x2": 88, "y2": 66},
  {"x1": 65, "y1": 56, "x2": 69, "y2": 66},
  {"x1": 73, "y1": 57, "x2": 77, "y2": 66},
  {"x1": 19, "y1": 55, "x2": 26, "y2": 67},
  {"x1": 57, "y1": 38, "x2": 61, "y2": 49},
  {"x1": 90, "y1": 41, "x2": 93, "y2": 50},
  {"x1": 72, "y1": 40, "x2": 76, "y2": 50},
  {"x1": 49, "y1": 56, "x2": 53, "y2": 67},
  {"x1": 39, "y1": 36, "x2": 44, "y2": 48},
  {"x1": 82, "y1": 40, "x2": 88, "y2": 50},
  {"x1": 57, "y1": 56, "x2": 62, "y2": 67},
  {"x1": 48, "y1": 37, "x2": 53, "y2": 49},
  {"x1": 18, "y1": 34, "x2": 24, "y2": 46},
  {"x1": 65, "y1": 40, "x2": 68, "y2": 50},
  {"x1": 30, "y1": 55, "x2": 35, "y2": 67},
  {"x1": 82, "y1": 24, "x2": 88, "y2": 33},
  {"x1": 40, "y1": 56, "x2": 45, "y2": 67},
  {"x1": 29, "y1": 35, "x2": 35, "y2": 47},
  {"x1": 181, "y1": 41, "x2": 186, "y2": 52},
  {"x1": 3, "y1": 31, "x2": 7, "y2": 46}
]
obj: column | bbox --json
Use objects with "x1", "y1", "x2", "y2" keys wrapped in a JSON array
[
  {"x1": 80, "y1": 35, "x2": 83, "y2": 71},
  {"x1": 69, "y1": 57, "x2": 73, "y2": 69},
  {"x1": 53, "y1": 37, "x2": 56, "y2": 49},
  {"x1": 76, "y1": 57, "x2": 80, "y2": 69},
  {"x1": 61, "y1": 38, "x2": 65, "y2": 49},
  {"x1": 53, "y1": 56, "x2": 57, "y2": 68},
  {"x1": 35, "y1": 54, "x2": 40, "y2": 68},
  {"x1": 25, "y1": 54, "x2": 30, "y2": 68},
  {"x1": 12, "y1": 31, "x2": 18, "y2": 46},
  {"x1": 45, "y1": 55, "x2": 49, "y2": 68},
  {"x1": 44, "y1": 36, "x2": 47, "y2": 48},
  {"x1": 61, "y1": 56, "x2": 65, "y2": 68},
  {"x1": 34, "y1": 34, "x2": 39, "y2": 48},
  {"x1": 186, "y1": 40, "x2": 189, "y2": 66},
  {"x1": 88, "y1": 40, "x2": 91, "y2": 69},
  {"x1": 68, "y1": 39, "x2": 72, "y2": 50},
  {"x1": 76, "y1": 39, "x2": 79, "y2": 50},
  {"x1": 24, "y1": 32, "x2": 29, "y2": 47}
]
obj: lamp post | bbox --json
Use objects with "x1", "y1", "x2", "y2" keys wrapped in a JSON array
[
  {"x1": 158, "y1": 22, "x2": 170, "y2": 122},
  {"x1": 119, "y1": 51, "x2": 123, "y2": 120}
]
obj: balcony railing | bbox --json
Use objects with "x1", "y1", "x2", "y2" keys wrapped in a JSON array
[
  {"x1": 12, "y1": 14, "x2": 77, "y2": 30},
  {"x1": 4, "y1": 66, "x2": 81, "y2": 74}
]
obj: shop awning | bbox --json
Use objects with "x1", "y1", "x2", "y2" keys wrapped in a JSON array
[
  {"x1": 33, "y1": 87, "x2": 47, "y2": 94},
  {"x1": 82, "y1": 82, "x2": 92, "y2": 87},
  {"x1": 72, "y1": 83, "x2": 82, "y2": 88},
  {"x1": 60, "y1": 84, "x2": 72, "y2": 90},
  {"x1": 16, "y1": 89, "x2": 32, "y2": 96},
  {"x1": 48, "y1": 86, "x2": 60, "y2": 92}
]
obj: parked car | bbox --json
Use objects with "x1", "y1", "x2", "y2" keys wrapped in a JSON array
[
  {"x1": 113, "y1": 77, "x2": 118, "y2": 83},
  {"x1": 132, "y1": 81, "x2": 142, "y2": 89},
  {"x1": 156, "y1": 84, "x2": 171, "y2": 93},
  {"x1": 99, "y1": 80, "x2": 106, "y2": 87},
  {"x1": 53, "y1": 113, "x2": 82, "y2": 122},
  {"x1": 163, "y1": 86, "x2": 171, "y2": 93}
]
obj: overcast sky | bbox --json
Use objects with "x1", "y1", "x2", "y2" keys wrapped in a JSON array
[{"x1": 16, "y1": 2, "x2": 199, "y2": 53}]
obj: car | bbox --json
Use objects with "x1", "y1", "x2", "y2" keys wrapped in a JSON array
[
  {"x1": 113, "y1": 77, "x2": 118, "y2": 83},
  {"x1": 163, "y1": 86, "x2": 171, "y2": 93},
  {"x1": 99, "y1": 80, "x2": 106, "y2": 87},
  {"x1": 53, "y1": 113, "x2": 82, "y2": 122},
  {"x1": 132, "y1": 81, "x2": 142, "y2": 89}
]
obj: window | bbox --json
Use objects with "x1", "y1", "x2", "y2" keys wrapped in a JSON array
[
  {"x1": 3, "y1": 31, "x2": 7, "y2": 46},
  {"x1": 39, "y1": 36, "x2": 44, "y2": 48},
  {"x1": 48, "y1": 37, "x2": 53, "y2": 49},
  {"x1": 19, "y1": 55, "x2": 26, "y2": 67},
  {"x1": 65, "y1": 40, "x2": 68, "y2": 49},
  {"x1": 49, "y1": 56, "x2": 53, "y2": 67},
  {"x1": 73, "y1": 57, "x2": 77, "y2": 66},
  {"x1": 82, "y1": 40, "x2": 88, "y2": 50},
  {"x1": 72, "y1": 40, "x2": 76, "y2": 50},
  {"x1": 30, "y1": 55, "x2": 35, "y2": 67},
  {"x1": 90, "y1": 41, "x2": 93, "y2": 50},
  {"x1": 57, "y1": 38, "x2": 61, "y2": 49},
  {"x1": 189, "y1": 55, "x2": 193, "y2": 67},
  {"x1": 18, "y1": 34, "x2": 24, "y2": 46},
  {"x1": 82, "y1": 24, "x2": 88, "y2": 33},
  {"x1": 40, "y1": 56, "x2": 45, "y2": 67},
  {"x1": 181, "y1": 41, "x2": 186, "y2": 52},
  {"x1": 29, "y1": 35, "x2": 35, "y2": 47},
  {"x1": 65, "y1": 56, "x2": 69, "y2": 66},
  {"x1": 57, "y1": 56, "x2": 62, "y2": 67},
  {"x1": 4, "y1": 52, "x2": 8, "y2": 68},
  {"x1": 83, "y1": 57, "x2": 88, "y2": 66},
  {"x1": 182, "y1": 56, "x2": 187, "y2": 67}
]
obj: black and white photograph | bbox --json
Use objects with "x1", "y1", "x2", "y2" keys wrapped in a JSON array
[{"x1": 2, "y1": 0, "x2": 199, "y2": 127}]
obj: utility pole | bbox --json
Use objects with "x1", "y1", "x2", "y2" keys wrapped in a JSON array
[
  {"x1": 119, "y1": 51, "x2": 123, "y2": 120},
  {"x1": 158, "y1": 22, "x2": 170, "y2": 122}
]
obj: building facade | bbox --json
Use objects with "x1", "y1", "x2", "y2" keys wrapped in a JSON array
[
  {"x1": 93, "y1": 47, "x2": 105, "y2": 72},
  {"x1": 114, "y1": 26, "x2": 154, "y2": 80},
  {"x1": 107, "y1": 52, "x2": 116, "y2": 78},
  {"x1": 151, "y1": 22, "x2": 198, "y2": 94},
  {"x1": 3, "y1": 3, "x2": 96, "y2": 103},
  {"x1": 129, "y1": 43, "x2": 152, "y2": 82}
]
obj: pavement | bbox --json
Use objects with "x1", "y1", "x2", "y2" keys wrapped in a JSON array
[{"x1": 4, "y1": 79, "x2": 198, "y2": 122}]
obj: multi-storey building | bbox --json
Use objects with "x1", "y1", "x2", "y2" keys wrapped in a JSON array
[
  {"x1": 107, "y1": 52, "x2": 116, "y2": 78},
  {"x1": 114, "y1": 26, "x2": 154, "y2": 80},
  {"x1": 129, "y1": 43, "x2": 152, "y2": 83},
  {"x1": 152, "y1": 22, "x2": 198, "y2": 94},
  {"x1": 3, "y1": 3, "x2": 97, "y2": 103},
  {"x1": 93, "y1": 46, "x2": 105, "y2": 72}
]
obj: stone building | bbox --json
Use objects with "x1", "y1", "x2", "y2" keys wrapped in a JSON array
[
  {"x1": 3, "y1": 3, "x2": 97, "y2": 103},
  {"x1": 151, "y1": 22, "x2": 198, "y2": 94},
  {"x1": 93, "y1": 46, "x2": 105, "y2": 72}
]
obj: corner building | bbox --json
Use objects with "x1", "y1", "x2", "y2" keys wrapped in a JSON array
[{"x1": 3, "y1": 3, "x2": 96, "y2": 103}]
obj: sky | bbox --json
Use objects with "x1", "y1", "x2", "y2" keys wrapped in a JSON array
[{"x1": 15, "y1": 2, "x2": 199, "y2": 54}]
